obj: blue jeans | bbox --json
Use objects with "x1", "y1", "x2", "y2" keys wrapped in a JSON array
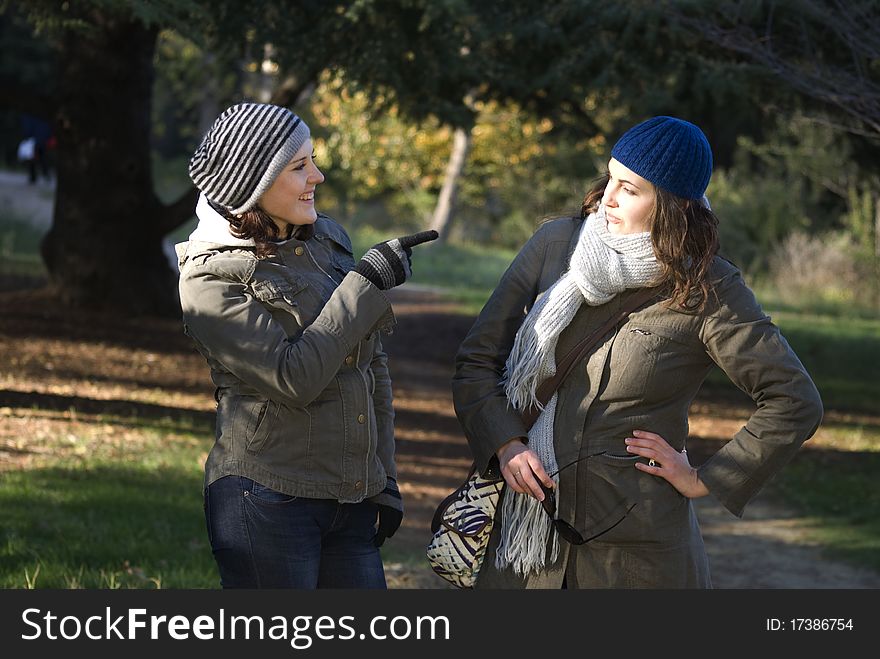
[{"x1": 204, "y1": 475, "x2": 386, "y2": 589}]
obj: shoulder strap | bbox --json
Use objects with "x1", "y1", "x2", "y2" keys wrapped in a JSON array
[{"x1": 520, "y1": 286, "x2": 660, "y2": 431}]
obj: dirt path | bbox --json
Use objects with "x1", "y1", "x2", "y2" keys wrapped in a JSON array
[{"x1": 381, "y1": 288, "x2": 880, "y2": 589}]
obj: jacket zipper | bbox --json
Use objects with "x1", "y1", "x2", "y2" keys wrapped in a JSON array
[{"x1": 304, "y1": 242, "x2": 340, "y2": 286}]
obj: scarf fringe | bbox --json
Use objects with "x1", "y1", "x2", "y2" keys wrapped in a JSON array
[
  {"x1": 495, "y1": 478, "x2": 560, "y2": 575},
  {"x1": 502, "y1": 293, "x2": 553, "y2": 412}
]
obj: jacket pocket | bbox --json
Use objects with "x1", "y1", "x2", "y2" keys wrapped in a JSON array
[
  {"x1": 252, "y1": 276, "x2": 314, "y2": 329},
  {"x1": 233, "y1": 397, "x2": 280, "y2": 456},
  {"x1": 585, "y1": 451, "x2": 687, "y2": 548},
  {"x1": 606, "y1": 324, "x2": 694, "y2": 400},
  {"x1": 247, "y1": 479, "x2": 298, "y2": 504}
]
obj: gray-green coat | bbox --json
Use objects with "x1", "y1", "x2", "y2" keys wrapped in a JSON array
[
  {"x1": 452, "y1": 216, "x2": 823, "y2": 588},
  {"x1": 177, "y1": 204, "x2": 398, "y2": 506}
]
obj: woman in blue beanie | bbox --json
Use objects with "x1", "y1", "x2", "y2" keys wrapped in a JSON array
[{"x1": 452, "y1": 116, "x2": 823, "y2": 588}]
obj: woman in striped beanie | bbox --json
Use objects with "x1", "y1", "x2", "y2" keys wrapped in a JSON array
[
  {"x1": 177, "y1": 102, "x2": 436, "y2": 588},
  {"x1": 452, "y1": 116, "x2": 822, "y2": 588}
]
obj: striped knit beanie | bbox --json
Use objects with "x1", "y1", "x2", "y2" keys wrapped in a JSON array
[
  {"x1": 189, "y1": 103, "x2": 311, "y2": 215},
  {"x1": 610, "y1": 116, "x2": 712, "y2": 200}
]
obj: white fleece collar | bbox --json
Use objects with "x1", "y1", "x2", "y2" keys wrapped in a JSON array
[{"x1": 188, "y1": 193, "x2": 255, "y2": 246}]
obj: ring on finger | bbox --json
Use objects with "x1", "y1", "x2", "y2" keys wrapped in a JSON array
[{"x1": 648, "y1": 459, "x2": 657, "y2": 467}]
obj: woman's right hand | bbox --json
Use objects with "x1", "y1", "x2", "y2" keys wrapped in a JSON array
[
  {"x1": 496, "y1": 438, "x2": 554, "y2": 501},
  {"x1": 354, "y1": 230, "x2": 439, "y2": 290}
]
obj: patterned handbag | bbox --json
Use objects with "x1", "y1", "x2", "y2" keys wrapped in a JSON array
[
  {"x1": 425, "y1": 466, "x2": 504, "y2": 588},
  {"x1": 426, "y1": 287, "x2": 658, "y2": 588}
]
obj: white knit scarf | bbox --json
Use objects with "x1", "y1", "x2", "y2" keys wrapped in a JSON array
[{"x1": 496, "y1": 205, "x2": 661, "y2": 575}]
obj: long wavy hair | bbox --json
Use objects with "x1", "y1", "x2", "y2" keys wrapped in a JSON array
[
  {"x1": 581, "y1": 173, "x2": 720, "y2": 312},
  {"x1": 208, "y1": 201, "x2": 293, "y2": 259}
]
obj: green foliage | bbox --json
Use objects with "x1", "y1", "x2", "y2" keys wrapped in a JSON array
[
  {"x1": 706, "y1": 113, "x2": 879, "y2": 296},
  {"x1": 710, "y1": 153, "x2": 812, "y2": 274},
  {"x1": 304, "y1": 74, "x2": 453, "y2": 230},
  {"x1": 844, "y1": 185, "x2": 880, "y2": 255},
  {"x1": 307, "y1": 76, "x2": 601, "y2": 247}
]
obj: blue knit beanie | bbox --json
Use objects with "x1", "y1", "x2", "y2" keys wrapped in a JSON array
[{"x1": 610, "y1": 116, "x2": 713, "y2": 200}]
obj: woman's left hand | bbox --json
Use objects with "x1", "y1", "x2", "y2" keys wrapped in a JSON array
[{"x1": 625, "y1": 430, "x2": 710, "y2": 499}]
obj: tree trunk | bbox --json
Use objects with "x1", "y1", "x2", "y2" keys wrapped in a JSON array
[
  {"x1": 430, "y1": 126, "x2": 471, "y2": 241},
  {"x1": 40, "y1": 12, "x2": 193, "y2": 317}
]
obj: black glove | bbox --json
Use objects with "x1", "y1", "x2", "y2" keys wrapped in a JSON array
[
  {"x1": 355, "y1": 230, "x2": 439, "y2": 290},
  {"x1": 371, "y1": 478, "x2": 404, "y2": 547},
  {"x1": 374, "y1": 505, "x2": 403, "y2": 548}
]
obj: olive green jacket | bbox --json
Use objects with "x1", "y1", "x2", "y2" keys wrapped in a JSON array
[
  {"x1": 177, "y1": 200, "x2": 398, "y2": 506},
  {"x1": 452, "y1": 216, "x2": 823, "y2": 588}
]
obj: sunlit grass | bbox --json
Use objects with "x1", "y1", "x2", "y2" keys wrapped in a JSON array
[{"x1": 0, "y1": 420, "x2": 217, "y2": 589}]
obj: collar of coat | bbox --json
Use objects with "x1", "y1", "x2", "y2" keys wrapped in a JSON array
[{"x1": 189, "y1": 193, "x2": 315, "y2": 246}]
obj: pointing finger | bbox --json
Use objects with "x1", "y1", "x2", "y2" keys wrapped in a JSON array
[{"x1": 397, "y1": 230, "x2": 439, "y2": 249}]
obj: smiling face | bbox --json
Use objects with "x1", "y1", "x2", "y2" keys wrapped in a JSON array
[
  {"x1": 601, "y1": 158, "x2": 656, "y2": 235},
  {"x1": 258, "y1": 138, "x2": 325, "y2": 230}
]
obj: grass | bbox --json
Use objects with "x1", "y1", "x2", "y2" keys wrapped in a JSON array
[
  {"x1": 770, "y1": 448, "x2": 880, "y2": 572},
  {"x1": 0, "y1": 408, "x2": 218, "y2": 588},
  {"x1": 0, "y1": 212, "x2": 47, "y2": 280},
  {"x1": 764, "y1": 311, "x2": 880, "y2": 413},
  {"x1": 1, "y1": 465, "x2": 216, "y2": 589}
]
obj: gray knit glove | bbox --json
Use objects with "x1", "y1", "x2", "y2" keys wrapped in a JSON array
[{"x1": 355, "y1": 230, "x2": 439, "y2": 290}]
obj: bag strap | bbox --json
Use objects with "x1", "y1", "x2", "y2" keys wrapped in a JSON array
[
  {"x1": 431, "y1": 463, "x2": 477, "y2": 533},
  {"x1": 520, "y1": 286, "x2": 660, "y2": 431}
]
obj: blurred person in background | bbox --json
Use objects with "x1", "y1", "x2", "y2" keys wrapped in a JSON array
[{"x1": 19, "y1": 114, "x2": 53, "y2": 184}]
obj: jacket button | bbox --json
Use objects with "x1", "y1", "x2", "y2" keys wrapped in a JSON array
[
  {"x1": 357, "y1": 413, "x2": 366, "y2": 424},
  {"x1": 344, "y1": 355, "x2": 354, "y2": 365},
  {"x1": 354, "y1": 480, "x2": 363, "y2": 489},
  {"x1": 294, "y1": 246, "x2": 304, "y2": 256}
]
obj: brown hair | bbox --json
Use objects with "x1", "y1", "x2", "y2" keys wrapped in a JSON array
[
  {"x1": 581, "y1": 174, "x2": 719, "y2": 312},
  {"x1": 210, "y1": 201, "x2": 293, "y2": 259}
]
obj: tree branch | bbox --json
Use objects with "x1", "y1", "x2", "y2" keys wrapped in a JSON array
[{"x1": 671, "y1": 1, "x2": 880, "y2": 138}]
